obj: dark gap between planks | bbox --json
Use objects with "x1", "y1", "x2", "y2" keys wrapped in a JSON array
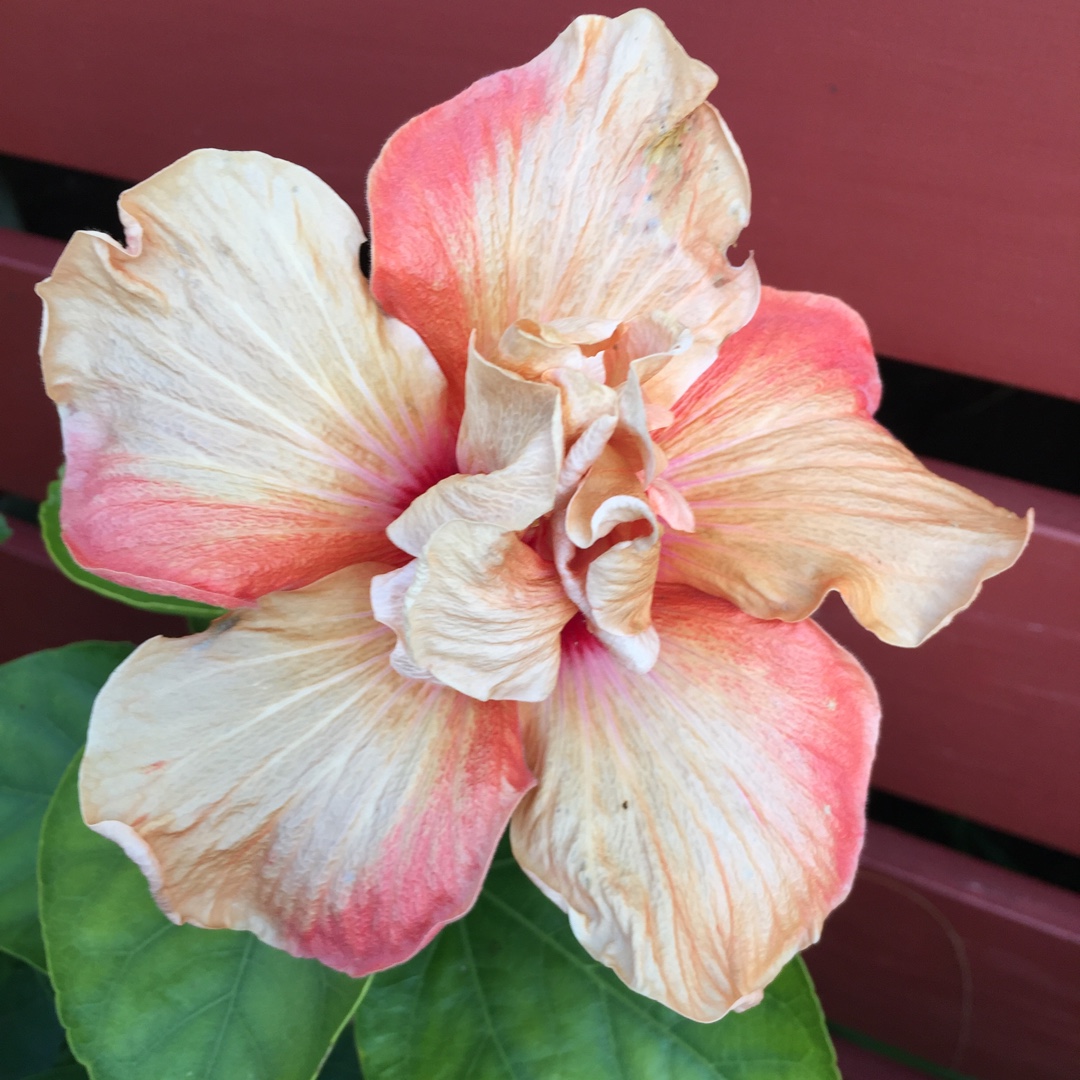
[{"x1": 3, "y1": 151, "x2": 1079, "y2": 894}]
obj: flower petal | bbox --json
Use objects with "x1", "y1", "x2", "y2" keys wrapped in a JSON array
[
  {"x1": 660, "y1": 288, "x2": 1032, "y2": 646},
  {"x1": 380, "y1": 521, "x2": 576, "y2": 702},
  {"x1": 511, "y1": 589, "x2": 879, "y2": 1021},
  {"x1": 387, "y1": 343, "x2": 562, "y2": 557},
  {"x1": 40, "y1": 150, "x2": 452, "y2": 607},
  {"x1": 369, "y1": 9, "x2": 758, "y2": 404},
  {"x1": 80, "y1": 564, "x2": 534, "y2": 975},
  {"x1": 559, "y1": 446, "x2": 662, "y2": 669}
]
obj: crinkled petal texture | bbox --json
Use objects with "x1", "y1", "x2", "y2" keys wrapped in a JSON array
[
  {"x1": 376, "y1": 521, "x2": 576, "y2": 702},
  {"x1": 660, "y1": 288, "x2": 1033, "y2": 646},
  {"x1": 388, "y1": 344, "x2": 562, "y2": 557},
  {"x1": 511, "y1": 590, "x2": 879, "y2": 1022},
  {"x1": 79, "y1": 564, "x2": 534, "y2": 976},
  {"x1": 39, "y1": 150, "x2": 453, "y2": 608},
  {"x1": 369, "y1": 9, "x2": 759, "y2": 406}
]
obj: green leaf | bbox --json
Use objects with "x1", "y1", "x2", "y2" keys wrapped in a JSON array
[
  {"x1": 39, "y1": 476, "x2": 225, "y2": 620},
  {"x1": 0, "y1": 953, "x2": 68, "y2": 1079},
  {"x1": 40, "y1": 755, "x2": 366, "y2": 1080},
  {"x1": 357, "y1": 852, "x2": 839, "y2": 1080},
  {"x1": 0, "y1": 513, "x2": 11, "y2": 545},
  {"x1": 0, "y1": 643, "x2": 132, "y2": 970}
]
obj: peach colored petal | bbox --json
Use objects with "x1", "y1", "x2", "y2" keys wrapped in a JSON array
[
  {"x1": 584, "y1": 520, "x2": 660, "y2": 638},
  {"x1": 660, "y1": 288, "x2": 1032, "y2": 645},
  {"x1": 556, "y1": 412, "x2": 619, "y2": 500},
  {"x1": 512, "y1": 588, "x2": 879, "y2": 1021},
  {"x1": 603, "y1": 310, "x2": 693, "y2": 393},
  {"x1": 369, "y1": 10, "x2": 758, "y2": 407},
  {"x1": 368, "y1": 561, "x2": 434, "y2": 682},
  {"x1": 560, "y1": 446, "x2": 662, "y2": 667},
  {"x1": 80, "y1": 564, "x2": 534, "y2": 975},
  {"x1": 610, "y1": 367, "x2": 658, "y2": 483},
  {"x1": 497, "y1": 318, "x2": 614, "y2": 382},
  {"x1": 564, "y1": 446, "x2": 650, "y2": 550},
  {"x1": 387, "y1": 343, "x2": 562, "y2": 556},
  {"x1": 541, "y1": 367, "x2": 619, "y2": 442},
  {"x1": 383, "y1": 521, "x2": 576, "y2": 702},
  {"x1": 646, "y1": 476, "x2": 696, "y2": 532},
  {"x1": 39, "y1": 150, "x2": 452, "y2": 607}
]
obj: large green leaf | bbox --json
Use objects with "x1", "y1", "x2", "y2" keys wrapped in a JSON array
[
  {"x1": 40, "y1": 756, "x2": 367, "y2": 1080},
  {"x1": 0, "y1": 643, "x2": 132, "y2": 970},
  {"x1": 39, "y1": 476, "x2": 224, "y2": 621},
  {"x1": 357, "y1": 851, "x2": 839, "y2": 1080},
  {"x1": 0, "y1": 513, "x2": 11, "y2": 545},
  {"x1": 0, "y1": 953, "x2": 69, "y2": 1079}
]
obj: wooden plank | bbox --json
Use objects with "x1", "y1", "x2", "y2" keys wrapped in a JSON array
[
  {"x1": 0, "y1": 0, "x2": 1075, "y2": 399},
  {"x1": 0, "y1": 518, "x2": 182, "y2": 663},
  {"x1": 807, "y1": 823, "x2": 1080, "y2": 1080},
  {"x1": 816, "y1": 461, "x2": 1080, "y2": 857},
  {"x1": 0, "y1": 228, "x2": 62, "y2": 499}
]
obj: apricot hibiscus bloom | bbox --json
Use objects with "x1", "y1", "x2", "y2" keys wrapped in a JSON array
[{"x1": 38, "y1": 11, "x2": 1029, "y2": 1021}]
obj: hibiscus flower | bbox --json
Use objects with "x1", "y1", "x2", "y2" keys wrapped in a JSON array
[{"x1": 37, "y1": 10, "x2": 1029, "y2": 1021}]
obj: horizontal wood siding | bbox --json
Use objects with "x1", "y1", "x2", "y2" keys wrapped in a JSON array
[
  {"x1": 0, "y1": 520, "x2": 183, "y2": 662},
  {"x1": 0, "y1": 0, "x2": 1076, "y2": 398},
  {"x1": 0, "y1": 229, "x2": 61, "y2": 499},
  {"x1": 806, "y1": 823, "x2": 1080, "y2": 1080}
]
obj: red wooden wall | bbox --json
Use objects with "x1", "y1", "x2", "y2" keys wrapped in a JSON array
[{"x1": 1, "y1": 3, "x2": 1077, "y2": 1077}]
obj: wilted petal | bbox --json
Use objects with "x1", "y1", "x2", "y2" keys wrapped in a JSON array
[
  {"x1": 512, "y1": 588, "x2": 879, "y2": 1021},
  {"x1": 368, "y1": 561, "x2": 434, "y2": 682},
  {"x1": 611, "y1": 367, "x2": 659, "y2": 483},
  {"x1": 565, "y1": 447, "x2": 649, "y2": 550},
  {"x1": 557, "y1": 412, "x2": 619, "y2": 499},
  {"x1": 387, "y1": 344, "x2": 562, "y2": 556},
  {"x1": 369, "y1": 9, "x2": 758, "y2": 404},
  {"x1": 603, "y1": 310, "x2": 693, "y2": 393},
  {"x1": 542, "y1": 367, "x2": 619, "y2": 442},
  {"x1": 585, "y1": 521, "x2": 660, "y2": 638},
  {"x1": 388, "y1": 521, "x2": 576, "y2": 702},
  {"x1": 646, "y1": 476, "x2": 695, "y2": 532},
  {"x1": 40, "y1": 150, "x2": 451, "y2": 606},
  {"x1": 660, "y1": 288, "x2": 1032, "y2": 646},
  {"x1": 498, "y1": 318, "x2": 615, "y2": 382},
  {"x1": 80, "y1": 564, "x2": 534, "y2": 975},
  {"x1": 562, "y1": 447, "x2": 662, "y2": 662}
]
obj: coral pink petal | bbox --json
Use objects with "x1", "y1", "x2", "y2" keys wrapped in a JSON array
[
  {"x1": 659, "y1": 287, "x2": 1032, "y2": 646},
  {"x1": 511, "y1": 589, "x2": 879, "y2": 1021},
  {"x1": 369, "y1": 10, "x2": 758, "y2": 408},
  {"x1": 40, "y1": 150, "x2": 454, "y2": 607},
  {"x1": 79, "y1": 564, "x2": 534, "y2": 976}
]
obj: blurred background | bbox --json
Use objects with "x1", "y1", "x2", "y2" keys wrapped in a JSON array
[{"x1": 0, "y1": 3, "x2": 1076, "y2": 1077}]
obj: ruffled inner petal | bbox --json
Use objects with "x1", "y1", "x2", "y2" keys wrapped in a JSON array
[
  {"x1": 387, "y1": 342, "x2": 563, "y2": 556},
  {"x1": 558, "y1": 447, "x2": 662, "y2": 669},
  {"x1": 382, "y1": 521, "x2": 576, "y2": 702}
]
